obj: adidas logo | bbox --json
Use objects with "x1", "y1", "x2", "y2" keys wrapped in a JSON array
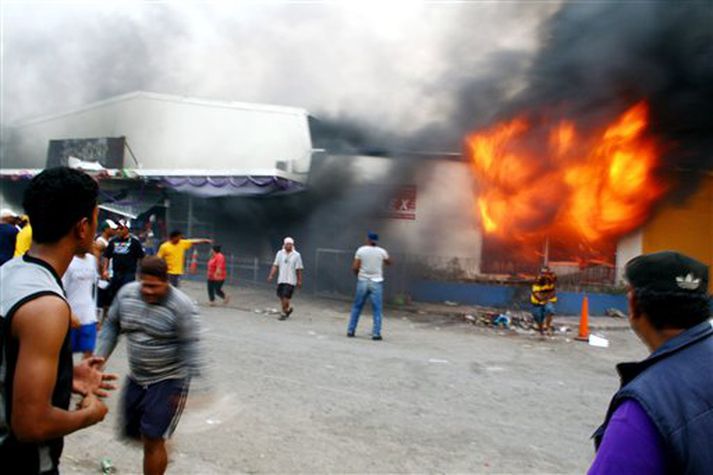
[{"x1": 676, "y1": 273, "x2": 701, "y2": 290}]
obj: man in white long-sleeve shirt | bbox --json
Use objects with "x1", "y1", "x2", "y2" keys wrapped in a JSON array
[{"x1": 96, "y1": 256, "x2": 202, "y2": 475}]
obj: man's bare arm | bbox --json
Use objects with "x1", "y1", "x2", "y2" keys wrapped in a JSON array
[
  {"x1": 95, "y1": 296, "x2": 122, "y2": 362},
  {"x1": 189, "y1": 238, "x2": 212, "y2": 244},
  {"x1": 11, "y1": 296, "x2": 107, "y2": 442},
  {"x1": 267, "y1": 265, "x2": 278, "y2": 282},
  {"x1": 352, "y1": 258, "x2": 361, "y2": 276}
]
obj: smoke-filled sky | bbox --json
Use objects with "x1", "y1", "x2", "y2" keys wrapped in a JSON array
[
  {"x1": 1, "y1": 1, "x2": 557, "y2": 146},
  {"x1": 3, "y1": 1, "x2": 711, "y2": 159}
]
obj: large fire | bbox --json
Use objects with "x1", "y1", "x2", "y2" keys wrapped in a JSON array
[{"x1": 467, "y1": 102, "x2": 667, "y2": 262}]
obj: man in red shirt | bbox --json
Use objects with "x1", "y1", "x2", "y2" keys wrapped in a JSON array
[{"x1": 207, "y1": 245, "x2": 229, "y2": 306}]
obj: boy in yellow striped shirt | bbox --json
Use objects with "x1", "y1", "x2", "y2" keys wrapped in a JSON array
[{"x1": 531, "y1": 266, "x2": 557, "y2": 335}]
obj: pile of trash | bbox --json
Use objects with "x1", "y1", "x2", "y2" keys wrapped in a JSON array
[
  {"x1": 460, "y1": 307, "x2": 574, "y2": 336},
  {"x1": 461, "y1": 308, "x2": 537, "y2": 331}
]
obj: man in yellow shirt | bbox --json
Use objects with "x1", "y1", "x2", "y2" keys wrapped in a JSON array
[
  {"x1": 13, "y1": 216, "x2": 32, "y2": 257},
  {"x1": 531, "y1": 266, "x2": 557, "y2": 335},
  {"x1": 157, "y1": 230, "x2": 212, "y2": 287}
]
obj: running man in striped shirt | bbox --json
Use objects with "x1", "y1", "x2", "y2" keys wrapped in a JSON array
[{"x1": 96, "y1": 256, "x2": 203, "y2": 475}]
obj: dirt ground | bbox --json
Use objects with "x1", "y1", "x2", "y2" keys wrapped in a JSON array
[{"x1": 62, "y1": 281, "x2": 647, "y2": 474}]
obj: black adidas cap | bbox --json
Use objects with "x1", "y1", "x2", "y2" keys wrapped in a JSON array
[{"x1": 625, "y1": 251, "x2": 709, "y2": 295}]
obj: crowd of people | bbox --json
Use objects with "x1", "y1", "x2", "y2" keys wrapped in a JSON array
[
  {"x1": 1, "y1": 166, "x2": 712, "y2": 474},
  {"x1": 0, "y1": 167, "x2": 391, "y2": 475}
]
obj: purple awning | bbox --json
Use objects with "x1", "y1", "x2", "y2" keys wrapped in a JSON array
[{"x1": 157, "y1": 176, "x2": 305, "y2": 197}]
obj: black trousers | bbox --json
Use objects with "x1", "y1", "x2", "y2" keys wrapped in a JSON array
[
  {"x1": 109, "y1": 273, "x2": 136, "y2": 304},
  {"x1": 207, "y1": 280, "x2": 226, "y2": 301}
]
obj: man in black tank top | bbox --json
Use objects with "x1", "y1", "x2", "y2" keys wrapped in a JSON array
[{"x1": 0, "y1": 168, "x2": 117, "y2": 474}]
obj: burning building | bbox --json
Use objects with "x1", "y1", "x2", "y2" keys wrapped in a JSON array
[
  {"x1": 0, "y1": 91, "x2": 482, "y2": 288},
  {"x1": 1, "y1": 82, "x2": 711, "y2": 296},
  {"x1": 457, "y1": 0, "x2": 713, "y2": 288},
  {"x1": 466, "y1": 102, "x2": 667, "y2": 276}
]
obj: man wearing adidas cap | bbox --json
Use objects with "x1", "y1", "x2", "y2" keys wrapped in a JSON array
[{"x1": 589, "y1": 251, "x2": 713, "y2": 474}]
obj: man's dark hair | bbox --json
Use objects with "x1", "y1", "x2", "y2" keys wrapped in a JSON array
[
  {"x1": 22, "y1": 167, "x2": 98, "y2": 244},
  {"x1": 634, "y1": 288, "x2": 711, "y2": 330},
  {"x1": 213, "y1": 245, "x2": 222, "y2": 253},
  {"x1": 140, "y1": 256, "x2": 168, "y2": 281},
  {"x1": 170, "y1": 230, "x2": 183, "y2": 239}
]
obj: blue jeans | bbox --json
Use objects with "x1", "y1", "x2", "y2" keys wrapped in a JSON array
[
  {"x1": 348, "y1": 279, "x2": 383, "y2": 336},
  {"x1": 532, "y1": 302, "x2": 555, "y2": 324}
]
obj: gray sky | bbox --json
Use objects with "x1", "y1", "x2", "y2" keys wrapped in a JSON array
[{"x1": 1, "y1": 1, "x2": 558, "y2": 137}]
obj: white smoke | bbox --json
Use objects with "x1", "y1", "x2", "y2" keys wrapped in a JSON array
[{"x1": 1, "y1": 1, "x2": 556, "y2": 139}]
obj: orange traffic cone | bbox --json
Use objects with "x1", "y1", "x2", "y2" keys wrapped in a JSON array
[
  {"x1": 189, "y1": 249, "x2": 198, "y2": 274},
  {"x1": 575, "y1": 295, "x2": 590, "y2": 342}
]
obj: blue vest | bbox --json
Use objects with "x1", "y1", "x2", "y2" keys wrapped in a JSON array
[{"x1": 594, "y1": 321, "x2": 713, "y2": 474}]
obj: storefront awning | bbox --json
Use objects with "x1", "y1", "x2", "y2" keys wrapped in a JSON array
[
  {"x1": 0, "y1": 168, "x2": 307, "y2": 198},
  {"x1": 159, "y1": 175, "x2": 304, "y2": 197}
]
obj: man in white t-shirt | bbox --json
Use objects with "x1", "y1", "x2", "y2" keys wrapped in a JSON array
[
  {"x1": 267, "y1": 237, "x2": 304, "y2": 320},
  {"x1": 63, "y1": 252, "x2": 99, "y2": 358},
  {"x1": 347, "y1": 231, "x2": 391, "y2": 340},
  {"x1": 94, "y1": 219, "x2": 117, "y2": 325}
]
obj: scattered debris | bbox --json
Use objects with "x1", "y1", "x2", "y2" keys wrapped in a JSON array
[
  {"x1": 485, "y1": 366, "x2": 505, "y2": 372},
  {"x1": 606, "y1": 308, "x2": 627, "y2": 319},
  {"x1": 101, "y1": 458, "x2": 115, "y2": 474},
  {"x1": 428, "y1": 358, "x2": 450, "y2": 364},
  {"x1": 460, "y1": 308, "x2": 535, "y2": 331},
  {"x1": 444, "y1": 300, "x2": 459, "y2": 307},
  {"x1": 589, "y1": 334, "x2": 610, "y2": 348},
  {"x1": 254, "y1": 308, "x2": 281, "y2": 315},
  {"x1": 493, "y1": 313, "x2": 511, "y2": 328}
]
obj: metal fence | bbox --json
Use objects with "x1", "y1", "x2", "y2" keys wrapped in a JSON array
[
  {"x1": 181, "y1": 247, "x2": 626, "y2": 300},
  {"x1": 312, "y1": 248, "x2": 625, "y2": 300},
  {"x1": 182, "y1": 251, "x2": 270, "y2": 287},
  {"x1": 313, "y1": 249, "x2": 484, "y2": 301}
]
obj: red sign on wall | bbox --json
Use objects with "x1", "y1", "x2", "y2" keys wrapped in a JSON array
[{"x1": 385, "y1": 185, "x2": 417, "y2": 220}]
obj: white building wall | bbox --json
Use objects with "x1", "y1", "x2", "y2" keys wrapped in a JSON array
[
  {"x1": 324, "y1": 154, "x2": 482, "y2": 270},
  {"x1": 615, "y1": 230, "x2": 643, "y2": 284},
  {"x1": 4, "y1": 92, "x2": 313, "y2": 178}
]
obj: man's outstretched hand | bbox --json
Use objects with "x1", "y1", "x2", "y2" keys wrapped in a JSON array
[{"x1": 73, "y1": 356, "x2": 118, "y2": 398}]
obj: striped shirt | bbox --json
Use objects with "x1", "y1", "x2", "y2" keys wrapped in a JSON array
[{"x1": 96, "y1": 282, "x2": 202, "y2": 385}]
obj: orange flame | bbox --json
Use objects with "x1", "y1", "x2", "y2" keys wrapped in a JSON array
[{"x1": 466, "y1": 102, "x2": 667, "y2": 258}]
